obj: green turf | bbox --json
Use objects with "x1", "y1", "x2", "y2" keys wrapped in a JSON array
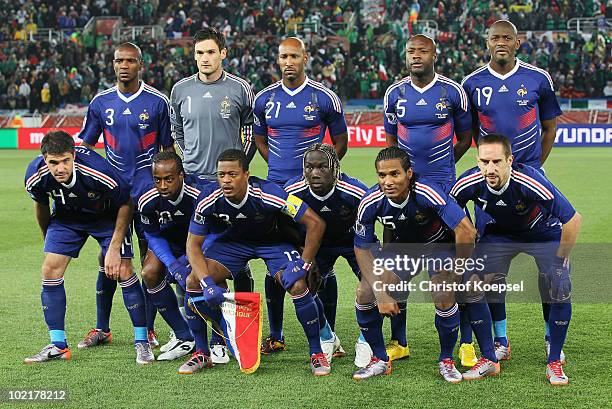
[{"x1": 1, "y1": 148, "x2": 611, "y2": 408}]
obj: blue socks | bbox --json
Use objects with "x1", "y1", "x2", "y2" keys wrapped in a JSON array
[
  {"x1": 42, "y1": 278, "x2": 67, "y2": 349},
  {"x1": 185, "y1": 289, "x2": 210, "y2": 354},
  {"x1": 265, "y1": 274, "x2": 285, "y2": 340},
  {"x1": 459, "y1": 304, "x2": 473, "y2": 344},
  {"x1": 142, "y1": 279, "x2": 157, "y2": 332},
  {"x1": 146, "y1": 280, "x2": 193, "y2": 341},
  {"x1": 548, "y1": 303, "x2": 571, "y2": 362},
  {"x1": 291, "y1": 289, "x2": 322, "y2": 355},
  {"x1": 434, "y1": 304, "x2": 460, "y2": 361},
  {"x1": 466, "y1": 301, "x2": 497, "y2": 362},
  {"x1": 356, "y1": 302, "x2": 388, "y2": 361},
  {"x1": 119, "y1": 274, "x2": 147, "y2": 343},
  {"x1": 390, "y1": 302, "x2": 407, "y2": 347},
  {"x1": 312, "y1": 294, "x2": 333, "y2": 340},
  {"x1": 317, "y1": 273, "x2": 338, "y2": 330},
  {"x1": 488, "y1": 302, "x2": 508, "y2": 347},
  {"x1": 95, "y1": 267, "x2": 116, "y2": 333}
]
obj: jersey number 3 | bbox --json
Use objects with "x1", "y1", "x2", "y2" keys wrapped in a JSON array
[{"x1": 105, "y1": 109, "x2": 114, "y2": 126}]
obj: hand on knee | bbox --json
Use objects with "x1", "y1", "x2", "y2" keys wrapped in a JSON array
[
  {"x1": 288, "y1": 278, "x2": 308, "y2": 297},
  {"x1": 117, "y1": 260, "x2": 134, "y2": 281}
]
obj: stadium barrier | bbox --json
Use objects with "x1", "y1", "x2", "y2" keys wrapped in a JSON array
[{"x1": 1, "y1": 125, "x2": 610, "y2": 149}]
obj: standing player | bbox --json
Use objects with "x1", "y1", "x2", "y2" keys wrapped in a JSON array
[
  {"x1": 383, "y1": 34, "x2": 475, "y2": 365},
  {"x1": 253, "y1": 37, "x2": 348, "y2": 352},
  {"x1": 136, "y1": 152, "x2": 205, "y2": 361},
  {"x1": 78, "y1": 42, "x2": 174, "y2": 350},
  {"x1": 451, "y1": 134, "x2": 580, "y2": 385},
  {"x1": 352, "y1": 147, "x2": 478, "y2": 381},
  {"x1": 181, "y1": 149, "x2": 329, "y2": 376},
  {"x1": 284, "y1": 143, "x2": 370, "y2": 365},
  {"x1": 461, "y1": 20, "x2": 563, "y2": 359},
  {"x1": 24, "y1": 131, "x2": 152, "y2": 364},
  {"x1": 169, "y1": 27, "x2": 255, "y2": 359}
]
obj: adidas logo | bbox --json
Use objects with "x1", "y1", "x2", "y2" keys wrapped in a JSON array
[
  {"x1": 286, "y1": 101, "x2": 296, "y2": 108},
  {"x1": 69, "y1": 192, "x2": 77, "y2": 198},
  {"x1": 416, "y1": 98, "x2": 427, "y2": 106},
  {"x1": 174, "y1": 210, "x2": 184, "y2": 216},
  {"x1": 122, "y1": 108, "x2": 131, "y2": 115},
  {"x1": 236, "y1": 213, "x2": 247, "y2": 219},
  {"x1": 320, "y1": 206, "x2": 331, "y2": 212},
  {"x1": 498, "y1": 85, "x2": 508, "y2": 93},
  {"x1": 398, "y1": 214, "x2": 407, "y2": 220},
  {"x1": 203, "y1": 92, "x2": 212, "y2": 98},
  {"x1": 496, "y1": 200, "x2": 507, "y2": 206}
]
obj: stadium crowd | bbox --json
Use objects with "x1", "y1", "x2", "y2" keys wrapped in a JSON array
[{"x1": 0, "y1": 0, "x2": 610, "y2": 111}]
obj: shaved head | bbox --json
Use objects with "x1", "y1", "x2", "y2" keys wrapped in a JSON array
[
  {"x1": 279, "y1": 37, "x2": 306, "y2": 54},
  {"x1": 116, "y1": 42, "x2": 142, "y2": 60},
  {"x1": 488, "y1": 20, "x2": 518, "y2": 37},
  {"x1": 406, "y1": 34, "x2": 436, "y2": 49}
]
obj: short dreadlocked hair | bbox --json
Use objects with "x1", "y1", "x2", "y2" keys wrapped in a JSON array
[
  {"x1": 303, "y1": 143, "x2": 340, "y2": 184},
  {"x1": 152, "y1": 151, "x2": 184, "y2": 175}
]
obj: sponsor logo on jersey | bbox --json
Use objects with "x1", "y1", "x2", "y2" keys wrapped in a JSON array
[
  {"x1": 286, "y1": 101, "x2": 296, "y2": 109},
  {"x1": 236, "y1": 213, "x2": 247, "y2": 219},
  {"x1": 496, "y1": 200, "x2": 507, "y2": 206},
  {"x1": 320, "y1": 206, "x2": 331, "y2": 212},
  {"x1": 174, "y1": 210, "x2": 184, "y2": 216},
  {"x1": 498, "y1": 84, "x2": 508, "y2": 93},
  {"x1": 398, "y1": 213, "x2": 407, "y2": 221},
  {"x1": 203, "y1": 92, "x2": 212, "y2": 98},
  {"x1": 416, "y1": 98, "x2": 427, "y2": 106},
  {"x1": 220, "y1": 97, "x2": 231, "y2": 119},
  {"x1": 69, "y1": 192, "x2": 77, "y2": 198},
  {"x1": 123, "y1": 108, "x2": 132, "y2": 115}
]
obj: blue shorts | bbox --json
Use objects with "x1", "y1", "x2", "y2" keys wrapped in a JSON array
[
  {"x1": 44, "y1": 218, "x2": 134, "y2": 259},
  {"x1": 316, "y1": 246, "x2": 360, "y2": 280},
  {"x1": 476, "y1": 227, "x2": 562, "y2": 276},
  {"x1": 203, "y1": 240, "x2": 299, "y2": 279}
]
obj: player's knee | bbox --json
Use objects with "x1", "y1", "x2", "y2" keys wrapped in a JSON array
[
  {"x1": 141, "y1": 263, "x2": 162, "y2": 287},
  {"x1": 117, "y1": 259, "x2": 134, "y2": 281},
  {"x1": 186, "y1": 273, "x2": 199, "y2": 291},
  {"x1": 288, "y1": 278, "x2": 308, "y2": 297},
  {"x1": 355, "y1": 280, "x2": 375, "y2": 305},
  {"x1": 41, "y1": 262, "x2": 65, "y2": 279},
  {"x1": 433, "y1": 291, "x2": 455, "y2": 310}
]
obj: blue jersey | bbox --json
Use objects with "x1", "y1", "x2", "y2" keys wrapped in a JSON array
[
  {"x1": 461, "y1": 60, "x2": 562, "y2": 168},
  {"x1": 190, "y1": 176, "x2": 309, "y2": 243},
  {"x1": 79, "y1": 81, "x2": 173, "y2": 195},
  {"x1": 136, "y1": 174, "x2": 207, "y2": 267},
  {"x1": 284, "y1": 173, "x2": 367, "y2": 247},
  {"x1": 450, "y1": 164, "x2": 576, "y2": 235},
  {"x1": 383, "y1": 74, "x2": 472, "y2": 188},
  {"x1": 253, "y1": 77, "x2": 347, "y2": 184},
  {"x1": 25, "y1": 146, "x2": 130, "y2": 223},
  {"x1": 354, "y1": 178, "x2": 466, "y2": 248}
]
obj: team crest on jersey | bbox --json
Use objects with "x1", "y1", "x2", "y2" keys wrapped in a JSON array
[
  {"x1": 220, "y1": 97, "x2": 231, "y2": 119},
  {"x1": 303, "y1": 103, "x2": 317, "y2": 121},
  {"x1": 435, "y1": 99, "x2": 449, "y2": 119},
  {"x1": 139, "y1": 110, "x2": 150, "y2": 129},
  {"x1": 515, "y1": 201, "x2": 526, "y2": 212},
  {"x1": 87, "y1": 191, "x2": 100, "y2": 200},
  {"x1": 516, "y1": 85, "x2": 529, "y2": 106},
  {"x1": 414, "y1": 211, "x2": 427, "y2": 224}
]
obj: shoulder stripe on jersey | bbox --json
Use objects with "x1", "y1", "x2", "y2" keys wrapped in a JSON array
[
  {"x1": 250, "y1": 186, "x2": 288, "y2": 208},
  {"x1": 184, "y1": 184, "x2": 201, "y2": 197},
  {"x1": 460, "y1": 64, "x2": 488, "y2": 86},
  {"x1": 309, "y1": 80, "x2": 342, "y2": 113},
  {"x1": 25, "y1": 165, "x2": 50, "y2": 190},
  {"x1": 415, "y1": 182, "x2": 446, "y2": 205},
  {"x1": 170, "y1": 75, "x2": 198, "y2": 96},
  {"x1": 137, "y1": 187, "x2": 159, "y2": 210},
  {"x1": 143, "y1": 84, "x2": 170, "y2": 104},
  {"x1": 89, "y1": 86, "x2": 117, "y2": 104},
  {"x1": 337, "y1": 184, "x2": 363, "y2": 200},
  {"x1": 285, "y1": 179, "x2": 307, "y2": 192},
  {"x1": 226, "y1": 72, "x2": 254, "y2": 105},
  {"x1": 438, "y1": 75, "x2": 468, "y2": 111},
  {"x1": 75, "y1": 163, "x2": 118, "y2": 189},
  {"x1": 286, "y1": 184, "x2": 308, "y2": 195},
  {"x1": 138, "y1": 191, "x2": 160, "y2": 211},
  {"x1": 450, "y1": 172, "x2": 483, "y2": 196},
  {"x1": 383, "y1": 78, "x2": 409, "y2": 110},
  {"x1": 357, "y1": 190, "x2": 384, "y2": 220},
  {"x1": 337, "y1": 179, "x2": 366, "y2": 197},
  {"x1": 196, "y1": 189, "x2": 223, "y2": 213},
  {"x1": 254, "y1": 81, "x2": 282, "y2": 102},
  {"x1": 518, "y1": 61, "x2": 554, "y2": 91},
  {"x1": 511, "y1": 171, "x2": 554, "y2": 200}
]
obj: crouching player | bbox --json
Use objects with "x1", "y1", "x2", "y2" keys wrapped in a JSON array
[
  {"x1": 136, "y1": 151, "x2": 202, "y2": 361},
  {"x1": 284, "y1": 143, "x2": 373, "y2": 366},
  {"x1": 352, "y1": 147, "x2": 478, "y2": 382},
  {"x1": 182, "y1": 149, "x2": 329, "y2": 375},
  {"x1": 24, "y1": 131, "x2": 152, "y2": 364},
  {"x1": 451, "y1": 134, "x2": 580, "y2": 385}
]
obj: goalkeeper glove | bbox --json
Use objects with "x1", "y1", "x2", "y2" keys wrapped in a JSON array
[
  {"x1": 548, "y1": 256, "x2": 572, "y2": 302},
  {"x1": 200, "y1": 276, "x2": 227, "y2": 306}
]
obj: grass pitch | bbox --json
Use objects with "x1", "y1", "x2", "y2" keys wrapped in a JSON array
[{"x1": 0, "y1": 148, "x2": 611, "y2": 408}]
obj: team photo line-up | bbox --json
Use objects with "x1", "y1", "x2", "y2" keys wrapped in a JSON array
[{"x1": 23, "y1": 20, "x2": 580, "y2": 385}]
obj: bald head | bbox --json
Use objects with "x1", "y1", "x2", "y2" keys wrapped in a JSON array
[
  {"x1": 278, "y1": 37, "x2": 308, "y2": 84},
  {"x1": 488, "y1": 20, "x2": 518, "y2": 37},
  {"x1": 406, "y1": 34, "x2": 436, "y2": 50},
  {"x1": 279, "y1": 37, "x2": 306, "y2": 54}
]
